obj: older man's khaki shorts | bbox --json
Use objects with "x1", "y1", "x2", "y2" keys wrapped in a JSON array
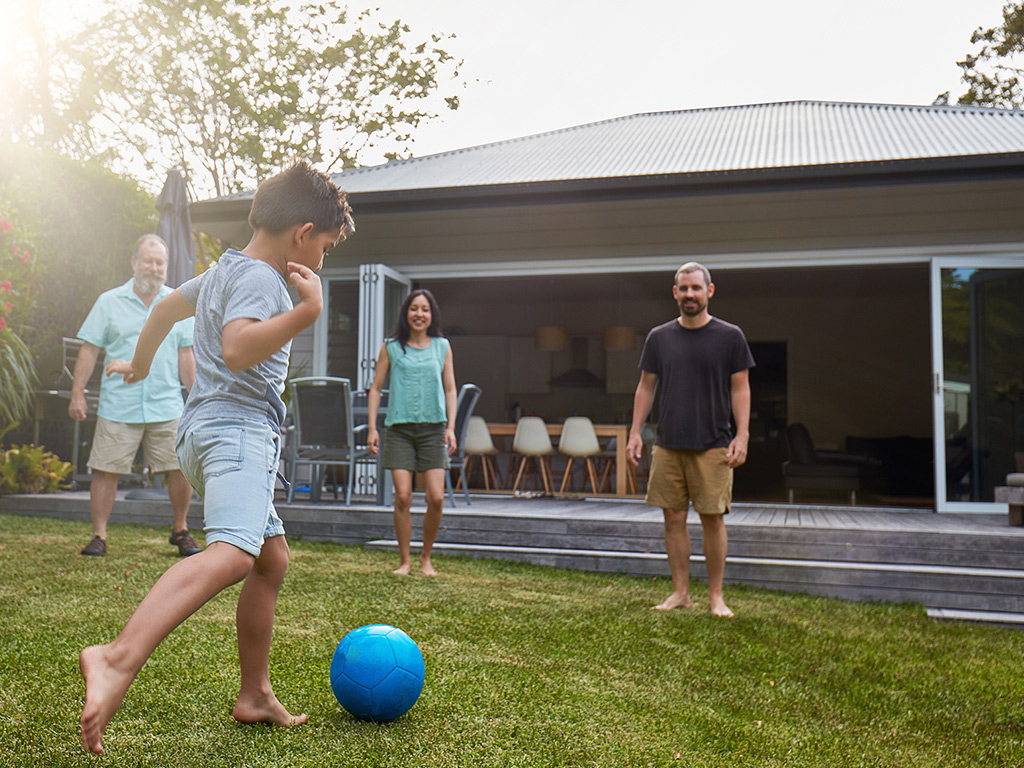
[
  {"x1": 87, "y1": 417, "x2": 181, "y2": 475},
  {"x1": 645, "y1": 445, "x2": 732, "y2": 515}
]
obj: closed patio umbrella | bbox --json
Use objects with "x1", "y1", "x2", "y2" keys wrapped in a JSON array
[{"x1": 155, "y1": 169, "x2": 194, "y2": 288}]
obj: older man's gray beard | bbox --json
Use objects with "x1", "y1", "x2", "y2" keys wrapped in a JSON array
[{"x1": 134, "y1": 275, "x2": 166, "y2": 295}]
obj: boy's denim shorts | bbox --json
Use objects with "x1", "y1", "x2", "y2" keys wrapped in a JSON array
[{"x1": 177, "y1": 418, "x2": 285, "y2": 557}]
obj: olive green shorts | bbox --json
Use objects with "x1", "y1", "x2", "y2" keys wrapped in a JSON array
[
  {"x1": 645, "y1": 446, "x2": 732, "y2": 515},
  {"x1": 380, "y1": 422, "x2": 450, "y2": 472}
]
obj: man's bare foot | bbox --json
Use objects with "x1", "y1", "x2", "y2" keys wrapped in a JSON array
[
  {"x1": 420, "y1": 556, "x2": 437, "y2": 577},
  {"x1": 80, "y1": 644, "x2": 135, "y2": 755},
  {"x1": 709, "y1": 597, "x2": 734, "y2": 618},
  {"x1": 393, "y1": 562, "x2": 411, "y2": 575},
  {"x1": 233, "y1": 693, "x2": 308, "y2": 727},
  {"x1": 652, "y1": 594, "x2": 693, "y2": 611}
]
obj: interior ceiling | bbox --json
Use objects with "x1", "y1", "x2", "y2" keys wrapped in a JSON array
[{"x1": 429, "y1": 263, "x2": 928, "y2": 305}]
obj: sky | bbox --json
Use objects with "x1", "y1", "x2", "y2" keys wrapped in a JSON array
[
  {"x1": 354, "y1": 0, "x2": 1011, "y2": 164},
  {"x1": 10, "y1": 0, "x2": 1013, "y2": 175}
]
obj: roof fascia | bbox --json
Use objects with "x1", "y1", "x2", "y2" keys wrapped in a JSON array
[{"x1": 190, "y1": 152, "x2": 1024, "y2": 221}]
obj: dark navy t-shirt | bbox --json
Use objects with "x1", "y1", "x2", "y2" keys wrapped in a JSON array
[{"x1": 638, "y1": 317, "x2": 755, "y2": 451}]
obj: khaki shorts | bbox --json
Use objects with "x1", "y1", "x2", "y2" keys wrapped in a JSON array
[
  {"x1": 645, "y1": 446, "x2": 732, "y2": 515},
  {"x1": 88, "y1": 417, "x2": 181, "y2": 475}
]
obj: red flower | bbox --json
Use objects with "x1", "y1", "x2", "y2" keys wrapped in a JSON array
[
  {"x1": 0, "y1": 317, "x2": 6, "y2": 331},
  {"x1": 1, "y1": 280, "x2": 11, "y2": 293},
  {"x1": 0, "y1": 218, "x2": 12, "y2": 233},
  {"x1": 20, "y1": 248, "x2": 30, "y2": 263},
  {"x1": 3, "y1": 302, "x2": 11, "y2": 311}
]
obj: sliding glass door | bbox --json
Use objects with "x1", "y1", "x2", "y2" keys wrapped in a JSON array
[{"x1": 932, "y1": 257, "x2": 1024, "y2": 512}]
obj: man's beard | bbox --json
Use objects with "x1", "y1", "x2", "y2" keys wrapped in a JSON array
[
  {"x1": 134, "y1": 275, "x2": 166, "y2": 295},
  {"x1": 679, "y1": 299, "x2": 704, "y2": 316}
]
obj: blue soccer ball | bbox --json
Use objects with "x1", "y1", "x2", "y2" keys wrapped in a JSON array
[{"x1": 330, "y1": 624, "x2": 425, "y2": 721}]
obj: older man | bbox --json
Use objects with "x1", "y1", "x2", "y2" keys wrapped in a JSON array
[{"x1": 70, "y1": 234, "x2": 198, "y2": 557}]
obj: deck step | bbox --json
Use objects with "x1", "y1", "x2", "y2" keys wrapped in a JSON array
[
  {"x1": 926, "y1": 608, "x2": 1024, "y2": 626},
  {"x1": 365, "y1": 539, "x2": 1024, "y2": 615}
]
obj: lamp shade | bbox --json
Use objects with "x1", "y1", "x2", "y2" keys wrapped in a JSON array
[
  {"x1": 535, "y1": 325, "x2": 567, "y2": 351},
  {"x1": 603, "y1": 325, "x2": 637, "y2": 350}
]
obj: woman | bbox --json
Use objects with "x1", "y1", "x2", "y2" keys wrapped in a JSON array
[{"x1": 367, "y1": 289, "x2": 457, "y2": 575}]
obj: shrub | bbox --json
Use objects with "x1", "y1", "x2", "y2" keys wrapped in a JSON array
[{"x1": 0, "y1": 440, "x2": 73, "y2": 494}]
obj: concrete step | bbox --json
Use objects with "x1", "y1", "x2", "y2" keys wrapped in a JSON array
[{"x1": 365, "y1": 539, "x2": 1024, "y2": 616}]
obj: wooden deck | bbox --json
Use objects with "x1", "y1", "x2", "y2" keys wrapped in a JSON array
[{"x1": 4, "y1": 490, "x2": 1024, "y2": 625}]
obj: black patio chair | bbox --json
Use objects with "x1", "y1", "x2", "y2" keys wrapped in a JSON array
[
  {"x1": 446, "y1": 383, "x2": 482, "y2": 507},
  {"x1": 286, "y1": 376, "x2": 371, "y2": 505}
]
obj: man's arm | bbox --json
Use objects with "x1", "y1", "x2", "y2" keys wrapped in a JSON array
[
  {"x1": 626, "y1": 370, "x2": 659, "y2": 467},
  {"x1": 68, "y1": 342, "x2": 101, "y2": 421},
  {"x1": 726, "y1": 368, "x2": 751, "y2": 468}
]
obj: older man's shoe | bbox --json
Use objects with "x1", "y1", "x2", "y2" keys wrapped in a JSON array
[
  {"x1": 170, "y1": 529, "x2": 202, "y2": 557},
  {"x1": 80, "y1": 536, "x2": 107, "y2": 557}
]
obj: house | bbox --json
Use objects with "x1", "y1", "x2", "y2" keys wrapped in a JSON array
[{"x1": 189, "y1": 100, "x2": 1024, "y2": 514}]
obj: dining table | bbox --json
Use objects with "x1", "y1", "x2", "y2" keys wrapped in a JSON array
[{"x1": 486, "y1": 422, "x2": 633, "y2": 497}]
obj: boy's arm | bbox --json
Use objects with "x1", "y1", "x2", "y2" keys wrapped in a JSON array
[
  {"x1": 221, "y1": 262, "x2": 323, "y2": 372},
  {"x1": 106, "y1": 289, "x2": 195, "y2": 383}
]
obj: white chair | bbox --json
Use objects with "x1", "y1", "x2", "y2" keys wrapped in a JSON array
[
  {"x1": 462, "y1": 415, "x2": 501, "y2": 491},
  {"x1": 511, "y1": 417, "x2": 555, "y2": 494},
  {"x1": 558, "y1": 416, "x2": 602, "y2": 494}
]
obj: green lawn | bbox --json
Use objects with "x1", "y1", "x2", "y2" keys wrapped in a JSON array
[{"x1": 1, "y1": 512, "x2": 1022, "y2": 767}]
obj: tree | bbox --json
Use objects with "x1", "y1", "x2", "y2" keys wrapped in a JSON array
[
  {"x1": 0, "y1": 142, "x2": 156, "y2": 392},
  {"x1": 935, "y1": 2, "x2": 1024, "y2": 108},
  {"x1": 2, "y1": 0, "x2": 462, "y2": 198}
]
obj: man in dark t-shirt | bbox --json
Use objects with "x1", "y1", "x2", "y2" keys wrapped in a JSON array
[{"x1": 627, "y1": 262, "x2": 754, "y2": 617}]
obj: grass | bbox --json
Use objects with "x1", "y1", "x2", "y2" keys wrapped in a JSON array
[{"x1": 1, "y1": 513, "x2": 1022, "y2": 767}]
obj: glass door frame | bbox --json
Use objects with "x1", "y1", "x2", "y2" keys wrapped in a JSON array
[
  {"x1": 930, "y1": 255, "x2": 1020, "y2": 513},
  {"x1": 357, "y1": 264, "x2": 413, "y2": 391}
]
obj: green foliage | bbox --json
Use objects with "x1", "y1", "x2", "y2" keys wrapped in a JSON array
[
  {"x1": 2, "y1": 514, "x2": 1024, "y2": 767},
  {"x1": 0, "y1": 442, "x2": 72, "y2": 494},
  {"x1": 0, "y1": 202, "x2": 39, "y2": 425},
  {"x1": 7, "y1": 0, "x2": 463, "y2": 198},
  {"x1": 0, "y1": 142, "x2": 155, "y2": 390},
  {"x1": 938, "y1": 2, "x2": 1024, "y2": 108}
]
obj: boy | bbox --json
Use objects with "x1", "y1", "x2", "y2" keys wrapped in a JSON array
[{"x1": 79, "y1": 160, "x2": 355, "y2": 755}]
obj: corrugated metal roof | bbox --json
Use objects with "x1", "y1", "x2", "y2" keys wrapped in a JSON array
[{"x1": 334, "y1": 100, "x2": 1024, "y2": 193}]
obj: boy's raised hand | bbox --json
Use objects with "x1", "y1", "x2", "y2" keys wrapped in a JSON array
[
  {"x1": 105, "y1": 359, "x2": 148, "y2": 384},
  {"x1": 287, "y1": 262, "x2": 323, "y2": 313}
]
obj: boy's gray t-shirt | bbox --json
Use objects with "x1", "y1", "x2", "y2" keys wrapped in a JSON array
[{"x1": 178, "y1": 249, "x2": 294, "y2": 435}]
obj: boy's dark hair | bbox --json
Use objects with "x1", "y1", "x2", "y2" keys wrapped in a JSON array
[
  {"x1": 389, "y1": 289, "x2": 444, "y2": 352},
  {"x1": 247, "y1": 159, "x2": 355, "y2": 236}
]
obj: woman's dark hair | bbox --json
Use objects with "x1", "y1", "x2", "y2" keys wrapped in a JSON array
[{"x1": 389, "y1": 289, "x2": 443, "y2": 352}]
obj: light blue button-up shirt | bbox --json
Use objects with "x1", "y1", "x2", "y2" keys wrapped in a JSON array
[{"x1": 77, "y1": 279, "x2": 194, "y2": 424}]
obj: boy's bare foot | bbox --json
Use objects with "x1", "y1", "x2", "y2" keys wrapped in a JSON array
[
  {"x1": 393, "y1": 562, "x2": 411, "y2": 575},
  {"x1": 652, "y1": 594, "x2": 693, "y2": 611},
  {"x1": 419, "y1": 556, "x2": 437, "y2": 577},
  {"x1": 80, "y1": 644, "x2": 135, "y2": 755},
  {"x1": 233, "y1": 693, "x2": 308, "y2": 728}
]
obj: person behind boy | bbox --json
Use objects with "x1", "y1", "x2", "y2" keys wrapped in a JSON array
[
  {"x1": 79, "y1": 161, "x2": 355, "y2": 755},
  {"x1": 70, "y1": 234, "x2": 199, "y2": 557},
  {"x1": 626, "y1": 262, "x2": 753, "y2": 618}
]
